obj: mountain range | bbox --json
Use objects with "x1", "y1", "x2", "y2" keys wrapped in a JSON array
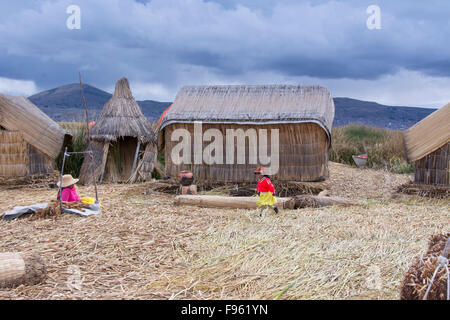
[
  {"x1": 28, "y1": 83, "x2": 437, "y2": 129},
  {"x1": 28, "y1": 83, "x2": 172, "y2": 122}
]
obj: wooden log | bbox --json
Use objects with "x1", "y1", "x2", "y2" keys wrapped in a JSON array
[
  {"x1": 175, "y1": 195, "x2": 264, "y2": 209},
  {"x1": 284, "y1": 195, "x2": 354, "y2": 209},
  {"x1": 174, "y1": 195, "x2": 353, "y2": 209},
  {"x1": 0, "y1": 252, "x2": 47, "y2": 288}
]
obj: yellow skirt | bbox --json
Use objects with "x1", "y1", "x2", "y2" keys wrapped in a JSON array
[{"x1": 256, "y1": 192, "x2": 277, "y2": 206}]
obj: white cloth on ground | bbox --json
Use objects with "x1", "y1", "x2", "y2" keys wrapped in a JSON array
[{"x1": 1, "y1": 202, "x2": 101, "y2": 221}]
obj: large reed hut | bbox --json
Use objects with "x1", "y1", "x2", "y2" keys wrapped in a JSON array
[
  {"x1": 403, "y1": 103, "x2": 449, "y2": 186},
  {"x1": 0, "y1": 94, "x2": 68, "y2": 178},
  {"x1": 158, "y1": 85, "x2": 335, "y2": 182},
  {"x1": 79, "y1": 78, "x2": 156, "y2": 184}
]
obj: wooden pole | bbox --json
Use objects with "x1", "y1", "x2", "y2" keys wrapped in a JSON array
[
  {"x1": 129, "y1": 140, "x2": 141, "y2": 183},
  {"x1": 79, "y1": 71, "x2": 98, "y2": 201},
  {"x1": 99, "y1": 143, "x2": 110, "y2": 185},
  {"x1": 59, "y1": 147, "x2": 68, "y2": 213}
]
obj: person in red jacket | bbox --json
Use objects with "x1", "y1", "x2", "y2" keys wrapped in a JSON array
[{"x1": 255, "y1": 166, "x2": 278, "y2": 215}]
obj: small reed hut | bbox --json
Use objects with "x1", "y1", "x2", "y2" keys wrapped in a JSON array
[
  {"x1": 158, "y1": 85, "x2": 335, "y2": 183},
  {"x1": 403, "y1": 103, "x2": 449, "y2": 186},
  {"x1": 0, "y1": 94, "x2": 68, "y2": 178},
  {"x1": 79, "y1": 78, "x2": 156, "y2": 184}
]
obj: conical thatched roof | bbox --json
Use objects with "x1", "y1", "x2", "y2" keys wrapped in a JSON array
[{"x1": 90, "y1": 78, "x2": 154, "y2": 143}]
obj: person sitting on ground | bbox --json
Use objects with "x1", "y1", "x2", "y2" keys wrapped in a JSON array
[
  {"x1": 255, "y1": 166, "x2": 278, "y2": 216},
  {"x1": 57, "y1": 174, "x2": 81, "y2": 203}
]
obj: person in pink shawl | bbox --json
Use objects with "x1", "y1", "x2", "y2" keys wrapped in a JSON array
[{"x1": 57, "y1": 174, "x2": 81, "y2": 203}]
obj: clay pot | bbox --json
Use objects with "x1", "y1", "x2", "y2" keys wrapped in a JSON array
[{"x1": 178, "y1": 170, "x2": 194, "y2": 186}]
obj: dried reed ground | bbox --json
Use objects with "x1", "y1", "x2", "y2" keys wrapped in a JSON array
[{"x1": 0, "y1": 162, "x2": 448, "y2": 300}]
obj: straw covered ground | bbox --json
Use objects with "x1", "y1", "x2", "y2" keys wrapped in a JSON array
[{"x1": 0, "y1": 162, "x2": 448, "y2": 300}]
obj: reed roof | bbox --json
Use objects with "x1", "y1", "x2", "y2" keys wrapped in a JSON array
[
  {"x1": 159, "y1": 85, "x2": 335, "y2": 138},
  {"x1": 403, "y1": 103, "x2": 450, "y2": 161},
  {"x1": 90, "y1": 78, "x2": 155, "y2": 143},
  {"x1": 0, "y1": 94, "x2": 67, "y2": 159}
]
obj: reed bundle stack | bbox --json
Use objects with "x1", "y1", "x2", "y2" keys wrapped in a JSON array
[{"x1": 400, "y1": 233, "x2": 450, "y2": 300}]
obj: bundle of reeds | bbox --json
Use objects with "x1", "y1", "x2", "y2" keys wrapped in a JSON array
[
  {"x1": 400, "y1": 233, "x2": 450, "y2": 300},
  {"x1": 152, "y1": 182, "x2": 181, "y2": 194},
  {"x1": 0, "y1": 171, "x2": 59, "y2": 187},
  {"x1": 31, "y1": 200, "x2": 90, "y2": 220},
  {"x1": 0, "y1": 252, "x2": 47, "y2": 288},
  {"x1": 276, "y1": 181, "x2": 326, "y2": 197},
  {"x1": 31, "y1": 200, "x2": 62, "y2": 220},
  {"x1": 150, "y1": 180, "x2": 326, "y2": 197},
  {"x1": 396, "y1": 183, "x2": 450, "y2": 199}
]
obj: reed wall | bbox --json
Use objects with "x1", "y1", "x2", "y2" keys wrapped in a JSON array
[
  {"x1": 79, "y1": 138, "x2": 156, "y2": 185},
  {"x1": 0, "y1": 131, "x2": 27, "y2": 176},
  {"x1": 78, "y1": 141, "x2": 108, "y2": 185},
  {"x1": 0, "y1": 130, "x2": 54, "y2": 177},
  {"x1": 163, "y1": 122, "x2": 329, "y2": 182},
  {"x1": 414, "y1": 142, "x2": 449, "y2": 186},
  {"x1": 103, "y1": 137, "x2": 138, "y2": 183},
  {"x1": 138, "y1": 143, "x2": 157, "y2": 181},
  {"x1": 27, "y1": 145, "x2": 54, "y2": 175}
]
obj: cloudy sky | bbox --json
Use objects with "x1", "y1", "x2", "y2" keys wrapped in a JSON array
[{"x1": 0, "y1": 0, "x2": 449, "y2": 107}]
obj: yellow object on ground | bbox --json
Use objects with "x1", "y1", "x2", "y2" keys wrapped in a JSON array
[
  {"x1": 81, "y1": 197, "x2": 102, "y2": 209},
  {"x1": 81, "y1": 197, "x2": 96, "y2": 204},
  {"x1": 256, "y1": 192, "x2": 277, "y2": 206}
]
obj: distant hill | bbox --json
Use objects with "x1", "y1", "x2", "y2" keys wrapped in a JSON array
[
  {"x1": 28, "y1": 84, "x2": 436, "y2": 129},
  {"x1": 333, "y1": 98, "x2": 436, "y2": 130},
  {"x1": 28, "y1": 83, "x2": 171, "y2": 122}
]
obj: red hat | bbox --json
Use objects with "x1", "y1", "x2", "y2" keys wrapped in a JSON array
[{"x1": 254, "y1": 166, "x2": 265, "y2": 175}]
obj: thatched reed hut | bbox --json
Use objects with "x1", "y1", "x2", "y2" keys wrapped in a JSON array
[
  {"x1": 158, "y1": 85, "x2": 335, "y2": 183},
  {"x1": 0, "y1": 94, "x2": 69, "y2": 178},
  {"x1": 79, "y1": 78, "x2": 156, "y2": 184},
  {"x1": 403, "y1": 103, "x2": 449, "y2": 186}
]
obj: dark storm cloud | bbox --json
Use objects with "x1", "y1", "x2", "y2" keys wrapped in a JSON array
[{"x1": 0, "y1": 0, "x2": 449, "y2": 102}]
